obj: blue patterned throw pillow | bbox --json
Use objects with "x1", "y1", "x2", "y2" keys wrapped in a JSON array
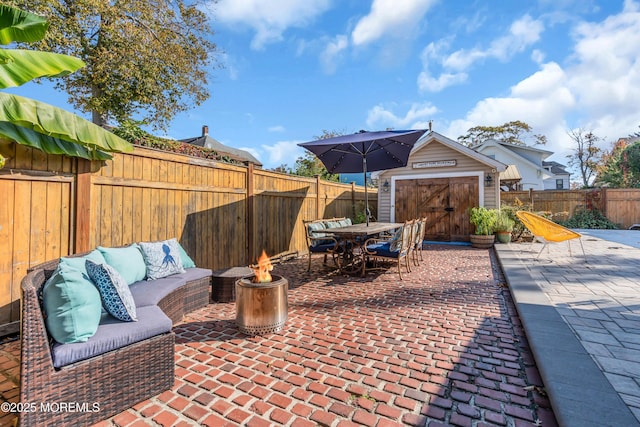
[
  {"x1": 86, "y1": 260, "x2": 137, "y2": 322},
  {"x1": 138, "y1": 238, "x2": 185, "y2": 280}
]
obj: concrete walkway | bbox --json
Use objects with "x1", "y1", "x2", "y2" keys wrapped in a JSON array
[{"x1": 495, "y1": 230, "x2": 640, "y2": 427}]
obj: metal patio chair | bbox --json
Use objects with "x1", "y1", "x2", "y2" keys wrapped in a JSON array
[{"x1": 516, "y1": 211, "x2": 586, "y2": 260}]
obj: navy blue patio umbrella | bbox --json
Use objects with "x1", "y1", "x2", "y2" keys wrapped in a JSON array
[{"x1": 298, "y1": 129, "x2": 427, "y2": 225}]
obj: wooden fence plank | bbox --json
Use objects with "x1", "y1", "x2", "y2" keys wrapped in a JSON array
[
  {"x1": 0, "y1": 147, "x2": 377, "y2": 326},
  {"x1": 0, "y1": 180, "x2": 15, "y2": 324}
]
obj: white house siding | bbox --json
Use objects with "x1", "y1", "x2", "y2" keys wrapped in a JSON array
[
  {"x1": 543, "y1": 175, "x2": 570, "y2": 190},
  {"x1": 476, "y1": 145, "x2": 546, "y2": 190},
  {"x1": 377, "y1": 140, "x2": 500, "y2": 222}
]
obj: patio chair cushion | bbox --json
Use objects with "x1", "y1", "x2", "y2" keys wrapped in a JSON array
[
  {"x1": 138, "y1": 238, "x2": 185, "y2": 280},
  {"x1": 338, "y1": 218, "x2": 352, "y2": 227},
  {"x1": 42, "y1": 263, "x2": 102, "y2": 344},
  {"x1": 389, "y1": 228, "x2": 403, "y2": 252},
  {"x1": 98, "y1": 244, "x2": 147, "y2": 285},
  {"x1": 86, "y1": 260, "x2": 137, "y2": 322},
  {"x1": 50, "y1": 305, "x2": 172, "y2": 368},
  {"x1": 309, "y1": 242, "x2": 337, "y2": 253},
  {"x1": 324, "y1": 220, "x2": 342, "y2": 229},
  {"x1": 365, "y1": 241, "x2": 400, "y2": 258},
  {"x1": 308, "y1": 222, "x2": 330, "y2": 246}
]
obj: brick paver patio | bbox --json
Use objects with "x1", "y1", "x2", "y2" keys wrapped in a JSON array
[{"x1": 0, "y1": 245, "x2": 556, "y2": 426}]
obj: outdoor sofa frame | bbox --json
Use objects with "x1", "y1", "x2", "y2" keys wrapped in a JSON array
[{"x1": 19, "y1": 250, "x2": 212, "y2": 426}]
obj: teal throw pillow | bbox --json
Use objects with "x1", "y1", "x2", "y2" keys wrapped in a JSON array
[
  {"x1": 43, "y1": 263, "x2": 102, "y2": 344},
  {"x1": 86, "y1": 260, "x2": 137, "y2": 322},
  {"x1": 138, "y1": 238, "x2": 185, "y2": 280},
  {"x1": 59, "y1": 249, "x2": 106, "y2": 277},
  {"x1": 98, "y1": 244, "x2": 146, "y2": 285},
  {"x1": 176, "y1": 241, "x2": 196, "y2": 268}
]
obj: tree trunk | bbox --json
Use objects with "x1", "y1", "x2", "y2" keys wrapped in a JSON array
[{"x1": 91, "y1": 84, "x2": 108, "y2": 126}]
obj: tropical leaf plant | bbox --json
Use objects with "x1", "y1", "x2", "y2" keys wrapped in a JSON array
[{"x1": 0, "y1": 4, "x2": 132, "y2": 169}]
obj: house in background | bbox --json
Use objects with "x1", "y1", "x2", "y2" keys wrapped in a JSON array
[
  {"x1": 181, "y1": 125, "x2": 263, "y2": 167},
  {"x1": 376, "y1": 132, "x2": 506, "y2": 242},
  {"x1": 542, "y1": 161, "x2": 571, "y2": 190},
  {"x1": 472, "y1": 139, "x2": 569, "y2": 190}
]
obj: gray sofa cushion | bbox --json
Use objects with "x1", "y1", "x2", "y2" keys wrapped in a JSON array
[
  {"x1": 51, "y1": 305, "x2": 172, "y2": 368},
  {"x1": 129, "y1": 277, "x2": 187, "y2": 307},
  {"x1": 166, "y1": 267, "x2": 212, "y2": 283},
  {"x1": 129, "y1": 268, "x2": 211, "y2": 307}
]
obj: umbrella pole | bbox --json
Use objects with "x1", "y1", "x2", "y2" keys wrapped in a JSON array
[{"x1": 363, "y1": 157, "x2": 369, "y2": 226}]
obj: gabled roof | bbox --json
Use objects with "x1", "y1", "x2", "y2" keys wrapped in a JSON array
[
  {"x1": 180, "y1": 135, "x2": 262, "y2": 166},
  {"x1": 542, "y1": 161, "x2": 570, "y2": 175},
  {"x1": 412, "y1": 131, "x2": 507, "y2": 171},
  {"x1": 500, "y1": 164, "x2": 521, "y2": 181},
  {"x1": 473, "y1": 139, "x2": 551, "y2": 179},
  {"x1": 473, "y1": 139, "x2": 554, "y2": 158}
]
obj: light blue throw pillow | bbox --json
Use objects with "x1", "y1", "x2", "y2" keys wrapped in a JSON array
[
  {"x1": 86, "y1": 260, "x2": 137, "y2": 322},
  {"x1": 98, "y1": 244, "x2": 146, "y2": 285},
  {"x1": 176, "y1": 241, "x2": 196, "y2": 268},
  {"x1": 138, "y1": 238, "x2": 185, "y2": 280},
  {"x1": 43, "y1": 263, "x2": 102, "y2": 343}
]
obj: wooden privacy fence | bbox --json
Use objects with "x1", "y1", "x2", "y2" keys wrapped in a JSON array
[
  {"x1": 501, "y1": 189, "x2": 640, "y2": 228},
  {"x1": 0, "y1": 144, "x2": 377, "y2": 328}
]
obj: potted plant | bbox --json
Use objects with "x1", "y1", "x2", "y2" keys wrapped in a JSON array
[
  {"x1": 494, "y1": 210, "x2": 515, "y2": 243},
  {"x1": 469, "y1": 206, "x2": 497, "y2": 248}
]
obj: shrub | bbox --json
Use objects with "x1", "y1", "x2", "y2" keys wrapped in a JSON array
[
  {"x1": 559, "y1": 207, "x2": 619, "y2": 229},
  {"x1": 469, "y1": 207, "x2": 497, "y2": 235},
  {"x1": 494, "y1": 210, "x2": 515, "y2": 232}
]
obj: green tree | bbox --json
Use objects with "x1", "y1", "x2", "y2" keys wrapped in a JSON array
[
  {"x1": 458, "y1": 120, "x2": 547, "y2": 147},
  {"x1": 270, "y1": 164, "x2": 291, "y2": 174},
  {"x1": 566, "y1": 129, "x2": 602, "y2": 188},
  {"x1": 620, "y1": 142, "x2": 640, "y2": 187},
  {"x1": 5, "y1": 0, "x2": 219, "y2": 130},
  {"x1": 597, "y1": 126, "x2": 640, "y2": 188},
  {"x1": 0, "y1": 5, "x2": 132, "y2": 169}
]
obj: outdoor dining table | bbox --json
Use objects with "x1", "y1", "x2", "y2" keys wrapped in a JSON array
[{"x1": 329, "y1": 222, "x2": 402, "y2": 276}]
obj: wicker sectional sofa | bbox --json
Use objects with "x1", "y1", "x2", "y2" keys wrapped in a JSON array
[{"x1": 19, "y1": 244, "x2": 213, "y2": 426}]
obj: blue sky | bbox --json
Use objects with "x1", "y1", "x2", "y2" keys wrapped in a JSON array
[{"x1": 12, "y1": 0, "x2": 640, "y2": 170}]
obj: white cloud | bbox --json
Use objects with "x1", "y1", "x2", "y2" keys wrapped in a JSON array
[
  {"x1": 417, "y1": 70, "x2": 467, "y2": 92},
  {"x1": 268, "y1": 125, "x2": 286, "y2": 133},
  {"x1": 418, "y1": 15, "x2": 544, "y2": 92},
  {"x1": 531, "y1": 49, "x2": 545, "y2": 64},
  {"x1": 351, "y1": 0, "x2": 437, "y2": 46},
  {"x1": 444, "y1": 0, "x2": 640, "y2": 161},
  {"x1": 260, "y1": 140, "x2": 306, "y2": 168},
  {"x1": 212, "y1": 0, "x2": 331, "y2": 50},
  {"x1": 320, "y1": 35, "x2": 349, "y2": 74},
  {"x1": 567, "y1": 2, "x2": 640, "y2": 120},
  {"x1": 366, "y1": 102, "x2": 439, "y2": 129},
  {"x1": 443, "y1": 15, "x2": 544, "y2": 71},
  {"x1": 445, "y1": 62, "x2": 575, "y2": 151}
]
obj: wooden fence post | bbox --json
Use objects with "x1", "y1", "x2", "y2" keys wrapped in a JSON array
[
  {"x1": 528, "y1": 188, "x2": 534, "y2": 209},
  {"x1": 246, "y1": 163, "x2": 254, "y2": 265},
  {"x1": 74, "y1": 159, "x2": 92, "y2": 253},
  {"x1": 316, "y1": 175, "x2": 321, "y2": 219},
  {"x1": 351, "y1": 182, "x2": 356, "y2": 220}
]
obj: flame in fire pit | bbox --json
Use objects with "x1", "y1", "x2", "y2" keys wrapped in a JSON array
[{"x1": 252, "y1": 250, "x2": 273, "y2": 283}]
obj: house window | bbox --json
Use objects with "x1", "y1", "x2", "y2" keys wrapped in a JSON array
[{"x1": 556, "y1": 179, "x2": 564, "y2": 189}]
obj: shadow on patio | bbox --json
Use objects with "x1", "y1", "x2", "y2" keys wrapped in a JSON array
[{"x1": 0, "y1": 245, "x2": 557, "y2": 426}]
